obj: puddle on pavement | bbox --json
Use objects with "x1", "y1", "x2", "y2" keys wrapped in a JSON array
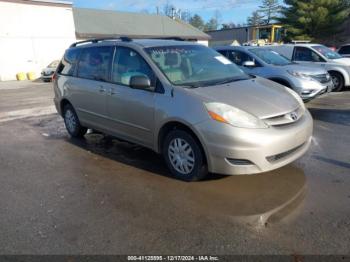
[
  {"x1": 185, "y1": 165, "x2": 306, "y2": 227},
  {"x1": 68, "y1": 132, "x2": 306, "y2": 227},
  {"x1": 31, "y1": 114, "x2": 307, "y2": 227}
]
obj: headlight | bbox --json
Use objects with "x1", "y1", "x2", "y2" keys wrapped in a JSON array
[
  {"x1": 287, "y1": 70, "x2": 315, "y2": 81},
  {"x1": 205, "y1": 102, "x2": 268, "y2": 129},
  {"x1": 283, "y1": 87, "x2": 306, "y2": 113}
]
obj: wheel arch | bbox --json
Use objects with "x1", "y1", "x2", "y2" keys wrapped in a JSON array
[
  {"x1": 157, "y1": 121, "x2": 209, "y2": 166},
  {"x1": 60, "y1": 98, "x2": 72, "y2": 116},
  {"x1": 328, "y1": 68, "x2": 349, "y2": 87}
]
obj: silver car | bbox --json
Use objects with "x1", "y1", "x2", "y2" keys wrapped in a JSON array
[
  {"x1": 268, "y1": 44, "x2": 350, "y2": 91},
  {"x1": 215, "y1": 46, "x2": 333, "y2": 101},
  {"x1": 53, "y1": 38, "x2": 313, "y2": 181}
]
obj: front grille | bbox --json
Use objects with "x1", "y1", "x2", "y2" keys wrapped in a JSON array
[
  {"x1": 311, "y1": 74, "x2": 330, "y2": 84},
  {"x1": 262, "y1": 106, "x2": 303, "y2": 126},
  {"x1": 266, "y1": 143, "x2": 305, "y2": 163}
]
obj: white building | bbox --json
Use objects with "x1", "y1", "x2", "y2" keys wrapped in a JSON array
[{"x1": 0, "y1": 0, "x2": 76, "y2": 81}]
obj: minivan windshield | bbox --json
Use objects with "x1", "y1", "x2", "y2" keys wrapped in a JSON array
[
  {"x1": 312, "y1": 45, "x2": 342, "y2": 60},
  {"x1": 249, "y1": 48, "x2": 292, "y2": 66},
  {"x1": 145, "y1": 45, "x2": 250, "y2": 87}
]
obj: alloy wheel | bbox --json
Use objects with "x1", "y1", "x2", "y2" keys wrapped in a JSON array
[{"x1": 168, "y1": 138, "x2": 195, "y2": 175}]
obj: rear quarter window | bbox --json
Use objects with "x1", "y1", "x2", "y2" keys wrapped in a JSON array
[{"x1": 57, "y1": 48, "x2": 81, "y2": 76}]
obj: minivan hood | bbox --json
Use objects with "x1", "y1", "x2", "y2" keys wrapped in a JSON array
[
  {"x1": 190, "y1": 77, "x2": 300, "y2": 119},
  {"x1": 332, "y1": 57, "x2": 350, "y2": 66},
  {"x1": 283, "y1": 63, "x2": 327, "y2": 75}
]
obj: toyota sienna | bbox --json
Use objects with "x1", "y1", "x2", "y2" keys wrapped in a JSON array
[{"x1": 53, "y1": 38, "x2": 313, "y2": 181}]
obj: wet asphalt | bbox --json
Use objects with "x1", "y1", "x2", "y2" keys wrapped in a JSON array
[{"x1": 0, "y1": 81, "x2": 349, "y2": 255}]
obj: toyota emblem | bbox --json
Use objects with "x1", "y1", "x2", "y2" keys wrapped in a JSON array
[{"x1": 290, "y1": 112, "x2": 298, "y2": 121}]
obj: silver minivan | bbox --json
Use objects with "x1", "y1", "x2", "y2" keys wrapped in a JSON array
[
  {"x1": 215, "y1": 46, "x2": 333, "y2": 101},
  {"x1": 54, "y1": 38, "x2": 313, "y2": 181}
]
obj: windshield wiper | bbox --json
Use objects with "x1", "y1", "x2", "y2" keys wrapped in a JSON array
[
  {"x1": 216, "y1": 77, "x2": 250, "y2": 85},
  {"x1": 181, "y1": 84, "x2": 201, "y2": 88}
]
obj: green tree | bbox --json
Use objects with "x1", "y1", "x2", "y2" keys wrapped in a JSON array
[
  {"x1": 221, "y1": 22, "x2": 236, "y2": 29},
  {"x1": 247, "y1": 11, "x2": 265, "y2": 26},
  {"x1": 258, "y1": 0, "x2": 281, "y2": 24},
  {"x1": 278, "y1": 0, "x2": 350, "y2": 41},
  {"x1": 189, "y1": 14, "x2": 205, "y2": 30},
  {"x1": 204, "y1": 18, "x2": 219, "y2": 31}
]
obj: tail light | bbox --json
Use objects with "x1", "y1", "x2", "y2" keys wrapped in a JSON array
[{"x1": 52, "y1": 72, "x2": 57, "y2": 81}]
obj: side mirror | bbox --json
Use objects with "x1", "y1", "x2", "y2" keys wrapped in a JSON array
[
  {"x1": 242, "y1": 61, "x2": 256, "y2": 67},
  {"x1": 130, "y1": 75, "x2": 151, "y2": 90}
]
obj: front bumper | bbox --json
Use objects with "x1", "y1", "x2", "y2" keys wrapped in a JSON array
[
  {"x1": 195, "y1": 110, "x2": 313, "y2": 175},
  {"x1": 291, "y1": 77, "x2": 333, "y2": 101},
  {"x1": 41, "y1": 72, "x2": 54, "y2": 79},
  {"x1": 300, "y1": 81, "x2": 333, "y2": 101}
]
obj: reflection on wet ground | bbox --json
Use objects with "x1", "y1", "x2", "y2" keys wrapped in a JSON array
[
  {"x1": 33, "y1": 115, "x2": 306, "y2": 227},
  {"x1": 308, "y1": 108, "x2": 350, "y2": 127}
]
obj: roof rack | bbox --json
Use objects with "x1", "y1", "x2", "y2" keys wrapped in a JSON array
[
  {"x1": 290, "y1": 40, "x2": 311, "y2": 44},
  {"x1": 150, "y1": 37, "x2": 185, "y2": 41},
  {"x1": 70, "y1": 37, "x2": 132, "y2": 47}
]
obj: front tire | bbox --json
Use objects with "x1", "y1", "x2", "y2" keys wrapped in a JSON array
[
  {"x1": 63, "y1": 104, "x2": 87, "y2": 138},
  {"x1": 330, "y1": 72, "x2": 344, "y2": 92},
  {"x1": 163, "y1": 130, "x2": 208, "y2": 182}
]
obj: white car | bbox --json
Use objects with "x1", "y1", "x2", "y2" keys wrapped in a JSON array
[
  {"x1": 267, "y1": 44, "x2": 350, "y2": 91},
  {"x1": 41, "y1": 60, "x2": 59, "y2": 82}
]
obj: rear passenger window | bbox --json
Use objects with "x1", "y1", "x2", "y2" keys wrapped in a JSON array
[
  {"x1": 77, "y1": 46, "x2": 113, "y2": 81},
  {"x1": 112, "y1": 47, "x2": 155, "y2": 86},
  {"x1": 57, "y1": 48, "x2": 81, "y2": 76},
  {"x1": 339, "y1": 46, "x2": 350, "y2": 54}
]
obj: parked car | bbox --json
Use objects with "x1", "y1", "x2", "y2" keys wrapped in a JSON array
[
  {"x1": 54, "y1": 38, "x2": 313, "y2": 181},
  {"x1": 338, "y1": 44, "x2": 350, "y2": 58},
  {"x1": 215, "y1": 46, "x2": 333, "y2": 101},
  {"x1": 41, "y1": 60, "x2": 59, "y2": 82},
  {"x1": 267, "y1": 44, "x2": 350, "y2": 91}
]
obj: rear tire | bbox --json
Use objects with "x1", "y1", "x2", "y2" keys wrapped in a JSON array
[
  {"x1": 330, "y1": 72, "x2": 344, "y2": 92},
  {"x1": 163, "y1": 130, "x2": 208, "y2": 182},
  {"x1": 63, "y1": 104, "x2": 87, "y2": 138}
]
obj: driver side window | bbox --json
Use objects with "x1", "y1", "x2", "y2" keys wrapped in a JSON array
[
  {"x1": 294, "y1": 47, "x2": 323, "y2": 62},
  {"x1": 112, "y1": 47, "x2": 155, "y2": 86},
  {"x1": 227, "y1": 51, "x2": 258, "y2": 66}
]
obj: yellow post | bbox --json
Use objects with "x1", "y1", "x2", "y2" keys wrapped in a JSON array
[
  {"x1": 271, "y1": 26, "x2": 275, "y2": 43},
  {"x1": 16, "y1": 72, "x2": 26, "y2": 81},
  {"x1": 26, "y1": 72, "x2": 36, "y2": 80}
]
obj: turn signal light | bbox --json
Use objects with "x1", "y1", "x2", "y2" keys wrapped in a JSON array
[{"x1": 208, "y1": 111, "x2": 228, "y2": 124}]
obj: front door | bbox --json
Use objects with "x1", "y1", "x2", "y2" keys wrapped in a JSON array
[
  {"x1": 292, "y1": 46, "x2": 326, "y2": 66},
  {"x1": 105, "y1": 47, "x2": 156, "y2": 148}
]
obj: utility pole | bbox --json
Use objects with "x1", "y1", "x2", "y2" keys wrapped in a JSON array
[{"x1": 171, "y1": 7, "x2": 175, "y2": 19}]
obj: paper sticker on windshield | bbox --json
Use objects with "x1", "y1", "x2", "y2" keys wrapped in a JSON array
[{"x1": 215, "y1": 56, "x2": 232, "y2": 65}]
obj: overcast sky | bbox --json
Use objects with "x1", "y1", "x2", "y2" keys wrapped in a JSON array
[{"x1": 72, "y1": 0, "x2": 264, "y2": 24}]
